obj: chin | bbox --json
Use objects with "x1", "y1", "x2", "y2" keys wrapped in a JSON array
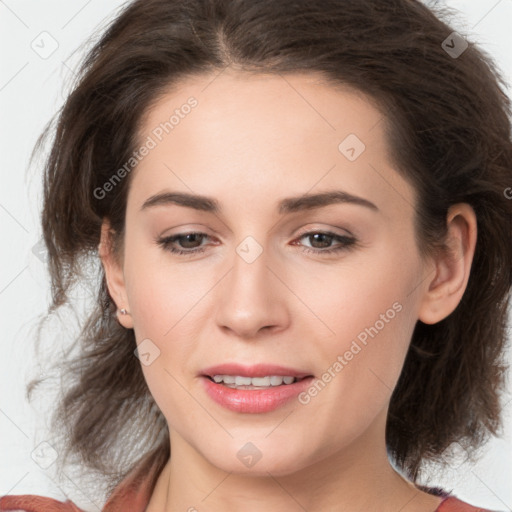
[{"x1": 198, "y1": 437, "x2": 320, "y2": 477}]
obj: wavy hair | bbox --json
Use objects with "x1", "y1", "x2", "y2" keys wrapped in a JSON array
[{"x1": 29, "y1": 0, "x2": 512, "y2": 498}]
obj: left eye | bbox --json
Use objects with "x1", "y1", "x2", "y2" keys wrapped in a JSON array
[
  {"x1": 156, "y1": 230, "x2": 357, "y2": 257},
  {"x1": 295, "y1": 231, "x2": 357, "y2": 255}
]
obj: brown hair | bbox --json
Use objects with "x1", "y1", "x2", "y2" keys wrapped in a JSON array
[{"x1": 29, "y1": 0, "x2": 512, "y2": 497}]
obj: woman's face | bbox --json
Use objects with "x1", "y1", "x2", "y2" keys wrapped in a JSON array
[{"x1": 108, "y1": 71, "x2": 433, "y2": 476}]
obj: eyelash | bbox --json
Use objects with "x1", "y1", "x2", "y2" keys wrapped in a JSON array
[{"x1": 156, "y1": 230, "x2": 357, "y2": 257}]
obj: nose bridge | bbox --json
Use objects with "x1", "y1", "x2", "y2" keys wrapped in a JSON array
[
  {"x1": 214, "y1": 233, "x2": 288, "y2": 337},
  {"x1": 229, "y1": 234, "x2": 274, "y2": 307}
]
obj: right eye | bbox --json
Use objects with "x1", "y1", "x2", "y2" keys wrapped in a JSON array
[{"x1": 156, "y1": 232, "x2": 212, "y2": 256}]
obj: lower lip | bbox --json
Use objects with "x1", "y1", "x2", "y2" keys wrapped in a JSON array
[{"x1": 201, "y1": 376, "x2": 315, "y2": 414}]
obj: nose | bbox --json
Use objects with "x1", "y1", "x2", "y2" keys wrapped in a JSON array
[{"x1": 214, "y1": 241, "x2": 290, "y2": 339}]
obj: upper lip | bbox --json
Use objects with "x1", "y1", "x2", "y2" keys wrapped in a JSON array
[{"x1": 201, "y1": 363, "x2": 313, "y2": 379}]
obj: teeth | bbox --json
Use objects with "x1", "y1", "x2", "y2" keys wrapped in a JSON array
[
  {"x1": 235, "y1": 376, "x2": 252, "y2": 386},
  {"x1": 211, "y1": 375, "x2": 297, "y2": 387}
]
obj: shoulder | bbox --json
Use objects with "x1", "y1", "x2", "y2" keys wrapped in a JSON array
[
  {"x1": 0, "y1": 494, "x2": 85, "y2": 512},
  {"x1": 416, "y1": 483, "x2": 502, "y2": 512},
  {"x1": 438, "y1": 496, "x2": 505, "y2": 512},
  {"x1": 0, "y1": 450, "x2": 165, "y2": 512}
]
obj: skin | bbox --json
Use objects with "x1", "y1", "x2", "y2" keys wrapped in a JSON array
[{"x1": 99, "y1": 70, "x2": 477, "y2": 512}]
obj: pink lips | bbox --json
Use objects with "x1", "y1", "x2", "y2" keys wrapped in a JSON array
[{"x1": 200, "y1": 363, "x2": 314, "y2": 414}]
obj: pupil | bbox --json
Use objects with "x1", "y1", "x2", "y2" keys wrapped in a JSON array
[
  {"x1": 311, "y1": 233, "x2": 331, "y2": 248},
  {"x1": 182, "y1": 234, "x2": 202, "y2": 248}
]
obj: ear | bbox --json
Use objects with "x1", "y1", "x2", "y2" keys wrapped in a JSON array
[
  {"x1": 98, "y1": 219, "x2": 133, "y2": 329},
  {"x1": 418, "y1": 203, "x2": 477, "y2": 325}
]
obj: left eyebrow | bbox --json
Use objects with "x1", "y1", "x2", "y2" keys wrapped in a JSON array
[{"x1": 140, "y1": 190, "x2": 379, "y2": 214}]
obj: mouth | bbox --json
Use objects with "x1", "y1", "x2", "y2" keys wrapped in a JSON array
[
  {"x1": 200, "y1": 368, "x2": 316, "y2": 413},
  {"x1": 200, "y1": 363, "x2": 314, "y2": 391},
  {"x1": 203, "y1": 374, "x2": 312, "y2": 390}
]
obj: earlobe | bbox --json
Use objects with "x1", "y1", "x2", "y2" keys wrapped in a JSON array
[
  {"x1": 98, "y1": 220, "x2": 134, "y2": 329},
  {"x1": 418, "y1": 203, "x2": 477, "y2": 325}
]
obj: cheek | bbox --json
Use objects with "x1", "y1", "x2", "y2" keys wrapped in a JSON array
[
  {"x1": 123, "y1": 235, "x2": 210, "y2": 334},
  {"x1": 297, "y1": 243, "x2": 422, "y2": 406},
  {"x1": 310, "y1": 288, "x2": 413, "y2": 400},
  {"x1": 302, "y1": 243, "x2": 419, "y2": 347},
  {"x1": 291, "y1": 283, "x2": 418, "y2": 450},
  {"x1": 121, "y1": 242, "x2": 229, "y2": 404},
  {"x1": 125, "y1": 254, "x2": 206, "y2": 425}
]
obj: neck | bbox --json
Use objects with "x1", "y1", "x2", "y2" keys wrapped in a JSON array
[{"x1": 148, "y1": 409, "x2": 441, "y2": 512}]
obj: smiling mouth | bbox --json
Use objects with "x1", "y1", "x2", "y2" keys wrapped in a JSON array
[{"x1": 201, "y1": 372, "x2": 316, "y2": 413}]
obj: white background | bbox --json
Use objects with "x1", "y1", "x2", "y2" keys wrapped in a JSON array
[{"x1": 1, "y1": 1, "x2": 511, "y2": 511}]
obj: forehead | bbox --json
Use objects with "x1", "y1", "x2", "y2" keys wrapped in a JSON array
[
  {"x1": 128, "y1": 70, "x2": 413, "y2": 219},
  {"x1": 138, "y1": 70, "x2": 388, "y2": 151}
]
